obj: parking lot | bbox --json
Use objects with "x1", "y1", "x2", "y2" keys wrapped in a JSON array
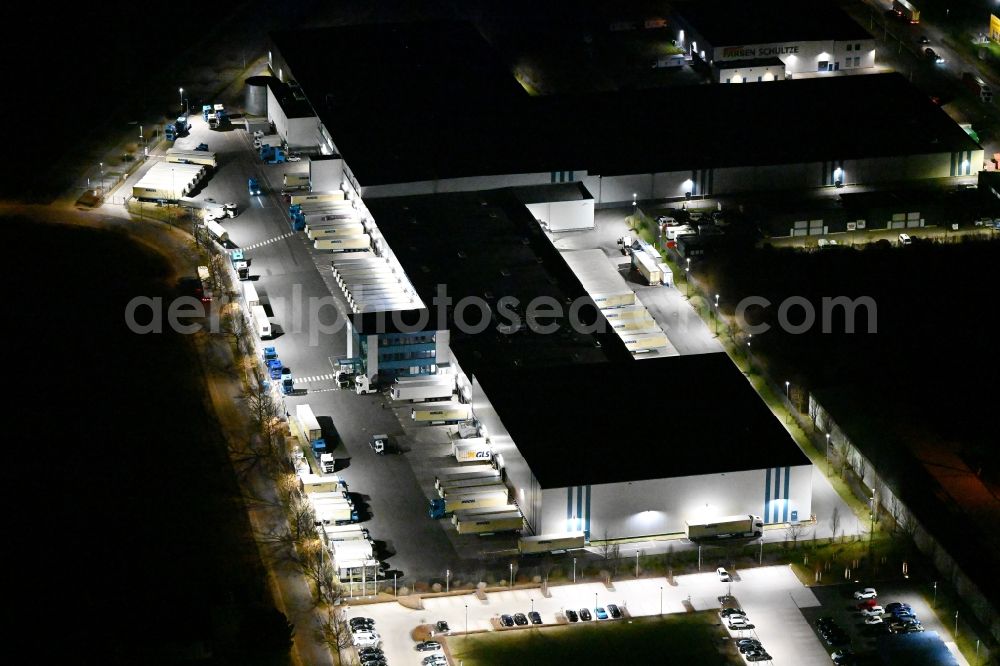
[{"x1": 347, "y1": 565, "x2": 832, "y2": 666}]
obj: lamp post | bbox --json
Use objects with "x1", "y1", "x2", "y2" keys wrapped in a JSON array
[
  {"x1": 635, "y1": 550, "x2": 640, "y2": 578},
  {"x1": 394, "y1": 572, "x2": 398, "y2": 597},
  {"x1": 465, "y1": 603, "x2": 468, "y2": 637},
  {"x1": 954, "y1": 610, "x2": 959, "y2": 638},
  {"x1": 509, "y1": 562, "x2": 514, "y2": 588},
  {"x1": 659, "y1": 586, "x2": 663, "y2": 615},
  {"x1": 759, "y1": 538, "x2": 764, "y2": 565},
  {"x1": 446, "y1": 569, "x2": 450, "y2": 594},
  {"x1": 595, "y1": 592, "x2": 598, "y2": 612},
  {"x1": 179, "y1": 87, "x2": 184, "y2": 110},
  {"x1": 573, "y1": 557, "x2": 577, "y2": 583},
  {"x1": 714, "y1": 294, "x2": 720, "y2": 335},
  {"x1": 785, "y1": 381, "x2": 791, "y2": 423},
  {"x1": 826, "y1": 433, "x2": 831, "y2": 474},
  {"x1": 933, "y1": 581, "x2": 938, "y2": 607},
  {"x1": 99, "y1": 162, "x2": 104, "y2": 193}
]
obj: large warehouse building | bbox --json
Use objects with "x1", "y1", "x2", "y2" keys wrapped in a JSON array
[
  {"x1": 365, "y1": 189, "x2": 812, "y2": 539},
  {"x1": 267, "y1": 21, "x2": 981, "y2": 205},
  {"x1": 671, "y1": 0, "x2": 877, "y2": 76}
]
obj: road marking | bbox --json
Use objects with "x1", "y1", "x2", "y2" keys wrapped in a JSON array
[
  {"x1": 296, "y1": 373, "x2": 336, "y2": 384},
  {"x1": 239, "y1": 231, "x2": 296, "y2": 251}
]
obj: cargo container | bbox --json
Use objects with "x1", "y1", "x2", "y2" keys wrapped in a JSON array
[
  {"x1": 518, "y1": 531, "x2": 587, "y2": 554},
  {"x1": 242, "y1": 281, "x2": 260, "y2": 308},
  {"x1": 435, "y1": 466, "x2": 501, "y2": 491},
  {"x1": 307, "y1": 223, "x2": 365, "y2": 240},
  {"x1": 453, "y1": 437, "x2": 492, "y2": 462},
  {"x1": 251, "y1": 304, "x2": 271, "y2": 338},
  {"x1": 632, "y1": 250, "x2": 663, "y2": 285},
  {"x1": 314, "y1": 235, "x2": 371, "y2": 253},
  {"x1": 289, "y1": 191, "x2": 345, "y2": 205},
  {"x1": 685, "y1": 514, "x2": 763, "y2": 540},
  {"x1": 453, "y1": 508, "x2": 524, "y2": 534},
  {"x1": 438, "y1": 482, "x2": 508, "y2": 500},
  {"x1": 314, "y1": 503, "x2": 358, "y2": 525},
  {"x1": 299, "y1": 473, "x2": 346, "y2": 495},
  {"x1": 428, "y1": 488, "x2": 509, "y2": 518},
  {"x1": 391, "y1": 378, "x2": 454, "y2": 402},
  {"x1": 621, "y1": 331, "x2": 668, "y2": 354},
  {"x1": 411, "y1": 402, "x2": 471, "y2": 424},
  {"x1": 283, "y1": 173, "x2": 310, "y2": 188},
  {"x1": 437, "y1": 476, "x2": 507, "y2": 497},
  {"x1": 205, "y1": 219, "x2": 229, "y2": 244}
]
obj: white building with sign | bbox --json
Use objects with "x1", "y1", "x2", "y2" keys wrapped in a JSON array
[{"x1": 673, "y1": 0, "x2": 877, "y2": 76}]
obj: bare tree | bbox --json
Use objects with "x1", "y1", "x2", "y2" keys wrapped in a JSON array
[
  {"x1": 220, "y1": 305, "x2": 249, "y2": 353},
  {"x1": 835, "y1": 437, "x2": 852, "y2": 478},
  {"x1": 829, "y1": 506, "x2": 842, "y2": 544},
  {"x1": 316, "y1": 606, "x2": 353, "y2": 655},
  {"x1": 785, "y1": 523, "x2": 806, "y2": 549},
  {"x1": 598, "y1": 531, "x2": 622, "y2": 577},
  {"x1": 230, "y1": 379, "x2": 287, "y2": 479}
]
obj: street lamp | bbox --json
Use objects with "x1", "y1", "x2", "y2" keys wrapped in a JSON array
[
  {"x1": 465, "y1": 603, "x2": 468, "y2": 637},
  {"x1": 785, "y1": 381, "x2": 791, "y2": 423},
  {"x1": 714, "y1": 294, "x2": 720, "y2": 335},
  {"x1": 446, "y1": 569, "x2": 450, "y2": 594},
  {"x1": 954, "y1": 610, "x2": 959, "y2": 638},
  {"x1": 635, "y1": 550, "x2": 640, "y2": 578},
  {"x1": 394, "y1": 572, "x2": 398, "y2": 597},
  {"x1": 933, "y1": 581, "x2": 938, "y2": 607},
  {"x1": 509, "y1": 562, "x2": 514, "y2": 588},
  {"x1": 179, "y1": 87, "x2": 184, "y2": 110},
  {"x1": 659, "y1": 586, "x2": 663, "y2": 615},
  {"x1": 825, "y1": 433, "x2": 831, "y2": 474},
  {"x1": 99, "y1": 162, "x2": 104, "y2": 193},
  {"x1": 573, "y1": 557, "x2": 577, "y2": 583},
  {"x1": 685, "y1": 265, "x2": 690, "y2": 298}
]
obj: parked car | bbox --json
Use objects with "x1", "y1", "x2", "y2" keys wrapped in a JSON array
[
  {"x1": 917, "y1": 35, "x2": 931, "y2": 44},
  {"x1": 528, "y1": 611, "x2": 542, "y2": 625},
  {"x1": 885, "y1": 603, "x2": 912, "y2": 613},
  {"x1": 513, "y1": 613, "x2": 529, "y2": 626},
  {"x1": 565, "y1": 609, "x2": 579, "y2": 622},
  {"x1": 857, "y1": 599, "x2": 879, "y2": 610},
  {"x1": 422, "y1": 656, "x2": 447, "y2": 666},
  {"x1": 864, "y1": 615, "x2": 884, "y2": 625},
  {"x1": 861, "y1": 606, "x2": 884, "y2": 617},
  {"x1": 727, "y1": 616, "x2": 753, "y2": 629},
  {"x1": 352, "y1": 631, "x2": 380, "y2": 648},
  {"x1": 717, "y1": 567, "x2": 732, "y2": 582},
  {"x1": 350, "y1": 617, "x2": 375, "y2": 629},
  {"x1": 415, "y1": 641, "x2": 441, "y2": 652},
  {"x1": 746, "y1": 651, "x2": 773, "y2": 662},
  {"x1": 924, "y1": 47, "x2": 945, "y2": 64},
  {"x1": 739, "y1": 641, "x2": 763, "y2": 653},
  {"x1": 579, "y1": 608, "x2": 593, "y2": 621},
  {"x1": 853, "y1": 587, "x2": 878, "y2": 600},
  {"x1": 831, "y1": 647, "x2": 856, "y2": 664},
  {"x1": 898, "y1": 233, "x2": 912, "y2": 246},
  {"x1": 435, "y1": 620, "x2": 450, "y2": 634},
  {"x1": 607, "y1": 604, "x2": 622, "y2": 619},
  {"x1": 500, "y1": 614, "x2": 514, "y2": 627},
  {"x1": 595, "y1": 607, "x2": 608, "y2": 620},
  {"x1": 720, "y1": 607, "x2": 745, "y2": 618}
]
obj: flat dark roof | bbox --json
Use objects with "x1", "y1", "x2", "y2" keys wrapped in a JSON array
[
  {"x1": 673, "y1": 0, "x2": 872, "y2": 46},
  {"x1": 478, "y1": 353, "x2": 810, "y2": 488},
  {"x1": 365, "y1": 189, "x2": 631, "y2": 374},
  {"x1": 272, "y1": 20, "x2": 977, "y2": 184},
  {"x1": 511, "y1": 182, "x2": 593, "y2": 205}
]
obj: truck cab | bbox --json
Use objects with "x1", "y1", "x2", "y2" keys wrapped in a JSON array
[
  {"x1": 248, "y1": 178, "x2": 262, "y2": 196},
  {"x1": 281, "y1": 367, "x2": 294, "y2": 395},
  {"x1": 370, "y1": 434, "x2": 389, "y2": 455},
  {"x1": 318, "y1": 452, "x2": 336, "y2": 473}
]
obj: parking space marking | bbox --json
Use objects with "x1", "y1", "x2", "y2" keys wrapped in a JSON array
[{"x1": 239, "y1": 231, "x2": 296, "y2": 251}]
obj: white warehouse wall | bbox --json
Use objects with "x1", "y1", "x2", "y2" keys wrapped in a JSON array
[
  {"x1": 538, "y1": 464, "x2": 813, "y2": 540},
  {"x1": 286, "y1": 116, "x2": 320, "y2": 150},
  {"x1": 525, "y1": 199, "x2": 595, "y2": 231}
]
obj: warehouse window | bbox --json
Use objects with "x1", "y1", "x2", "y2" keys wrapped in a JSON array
[
  {"x1": 846, "y1": 43, "x2": 853, "y2": 51},
  {"x1": 855, "y1": 43, "x2": 861, "y2": 50},
  {"x1": 854, "y1": 57, "x2": 861, "y2": 67}
]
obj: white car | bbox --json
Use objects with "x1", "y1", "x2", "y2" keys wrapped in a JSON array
[
  {"x1": 286, "y1": 154, "x2": 303, "y2": 162},
  {"x1": 853, "y1": 587, "x2": 878, "y2": 600},
  {"x1": 352, "y1": 631, "x2": 380, "y2": 648},
  {"x1": 861, "y1": 605, "x2": 884, "y2": 617},
  {"x1": 898, "y1": 233, "x2": 912, "y2": 246},
  {"x1": 727, "y1": 615, "x2": 752, "y2": 629},
  {"x1": 717, "y1": 567, "x2": 731, "y2": 582},
  {"x1": 864, "y1": 615, "x2": 884, "y2": 625},
  {"x1": 253, "y1": 130, "x2": 265, "y2": 140}
]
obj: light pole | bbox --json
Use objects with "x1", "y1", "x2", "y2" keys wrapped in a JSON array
[
  {"x1": 659, "y1": 586, "x2": 663, "y2": 615},
  {"x1": 954, "y1": 610, "x2": 959, "y2": 638},
  {"x1": 573, "y1": 557, "x2": 577, "y2": 583},
  {"x1": 446, "y1": 569, "x2": 450, "y2": 593},
  {"x1": 685, "y1": 258, "x2": 691, "y2": 298},
  {"x1": 826, "y1": 433, "x2": 831, "y2": 475},
  {"x1": 99, "y1": 162, "x2": 104, "y2": 193},
  {"x1": 509, "y1": 562, "x2": 514, "y2": 588},
  {"x1": 530, "y1": 598, "x2": 534, "y2": 613},
  {"x1": 465, "y1": 603, "x2": 468, "y2": 637},
  {"x1": 595, "y1": 592, "x2": 598, "y2": 611},
  {"x1": 635, "y1": 550, "x2": 640, "y2": 578},
  {"x1": 759, "y1": 538, "x2": 764, "y2": 565},
  {"x1": 785, "y1": 381, "x2": 791, "y2": 423},
  {"x1": 714, "y1": 294, "x2": 720, "y2": 335},
  {"x1": 933, "y1": 581, "x2": 938, "y2": 607},
  {"x1": 394, "y1": 572, "x2": 398, "y2": 597},
  {"x1": 178, "y1": 87, "x2": 184, "y2": 110}
]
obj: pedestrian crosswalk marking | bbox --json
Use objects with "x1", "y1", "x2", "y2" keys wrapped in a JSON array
[
  {"x1": 238, "y1": 231, "x2": 296, "y2": 251},
  {"x1": 296, "y1": 373, "x2": 336, "y2": 384}
]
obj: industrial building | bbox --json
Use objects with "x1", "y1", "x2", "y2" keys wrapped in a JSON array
[
  {"x1": 267, "y1": 21, "x2": 981, "y2": 204},
  {"x1": 671, "y1": 0, "x2": 877, "y2": 75},
  {"x1": 366, "y1": 189, "x2": 812, "y2": 539}
]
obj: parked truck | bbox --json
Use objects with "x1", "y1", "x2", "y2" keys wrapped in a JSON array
[
  {"x1": 518, "y1": 531, "x2": 587, "y2": 554},
  {"x1": 205, "y1": 219, "x2": 228, "y2": 244},
  {"x1": 412, "y1": 402, "x2": 471, "y2": 424},
  {"x1": 437, "y1": 476, "x2": 507, "y2": 497},
  {"x1": 685, "y1": 514, "x2": 764, "y2": 540},
  {"x1": 438, "y1": 482, "x2": 508, "y2": 500},
  {"x1": 289, "y1": 191, "x2": 345, "y2": 206},
  {"x1": 296, "y1": 404, "x2": 329, "y2": 464},
  {"x1": 453, "y1": 507, "x2": 524, "y2": 535},
  {"x1": 230, "y1": 249, "x2": 250, "y2": 280},
  {"x1": 251, "y1": 304, "x2": 271, "y2": 339},
  {"x1": 632, "y1": 249, "x2": 663, "y2": 285},
  {"x1": 962, "y1": 72, "x2": 993, "y2": 103},
  {"x1": 313, "y1": 503, "x2": 358, "y2": 525},
  {"x1": 453, "y1": 437, "x2": 492, "y2": 462},
  {"x1": 434, "y1": 465, "x2": 501, "y2": 491},
  {"x1": 428, "y1": 488, "x2": 509, "y2": 519},
  {"x1": 298, "y1": 473, "x2": 346, "y2": 495},
  {"x1": 283, "y1": 173, "x2": 310, "y2": 190},
  {"x1": 391, "y1": 378, "x2": 454, "y2": 402},
  {"x1": 891, "y1": 0, "x2": 920, "y2": 23},
  {"x1": 314, "y1": 235, "x2": 371, "y2": 253},
  {"x1": 307, "y1": 224, "x2": 366, "y2": 241}
]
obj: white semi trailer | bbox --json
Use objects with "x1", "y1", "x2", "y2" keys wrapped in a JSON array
[
  {"x1": 411, "y1": 402, "x2": 471, "y2": 424},
  {"x1": 685, "y1": 514, "x2": 764, "y2": 540}
]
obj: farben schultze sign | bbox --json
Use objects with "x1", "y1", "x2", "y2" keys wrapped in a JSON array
[{"x1": 722, "y1": 45, "x2": 800, "y2": 58}]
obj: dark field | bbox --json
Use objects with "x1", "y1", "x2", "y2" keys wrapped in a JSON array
[{"x1": 9, "y1": 219, "x2": 287, "y2": 664}]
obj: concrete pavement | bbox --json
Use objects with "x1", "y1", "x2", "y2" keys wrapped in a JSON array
[{"x1": 348, "y1": 564, "x2": 828, "y2": 666}]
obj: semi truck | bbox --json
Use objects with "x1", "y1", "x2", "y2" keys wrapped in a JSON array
[
  {"x1": 962, "y1": 72, "x2": 993, "y2": 103},
  {"x1": 313, "y1": 503, "x2": 358, "y2": 525},
  {"x1": 411, "y1": 402, "x2": 471, "y2": 424},
  {"x1": 391, "y1": 378, "x2": 454, "y2": 402},
  {"x1": 685, "y1": 514, "x2": 764, "y2": 540},
  {"x1": 250, "y1": 304, "x2": 271, "y2": 339},
  {"x1": 296, "y1": 404, "x2": 330, "y2": 464},
  {"x1": 518, "y1": 531, "x2": 587, "y2": 554},
  {"x1": 230, "y1": 249, "x2": 250, "y2": 280},
  {"x1": 632, "y1": 249, "x2": 664, "y2": 285},
  {"x1": 434, "y1": 465, "x2": 501, "y2": 491},
  {"x1": 289, "y1": 191, "x2": 344, "y2": 206},
  {"x1": 242, "y1": 281, "x2": 260, "y2": 308},
  {"x1": 621, "y1": 331, "x2": 668, "y2": 354},
  {"x1": 891, "y1": 0, "x2": 920, "y2": 23},
  {"x1": 283, "y1": 173, "x2": 310, "y2": 189},
  {"x1": 453, "y1": 437, "x2": 492, "y2": 462},
  {"x1": 453, "y1": 507, "x2": 524, "y2": 535},
  {"x1": 205, "y1": 219, "x2": 228, "y2": 244},
  {"x1": 437, "y1": 476, "x2": 506, "y2": 497},
  {"x1": 307, "y1": 224, "x2": 366, "y2": 241},
  {"x1": 298, "y1": 473, "x2": 346, "y2": 495},
  {"x1": 601, "y1": 305, "x2": 654, "y2": 323},
  {"x1": 438, "y1": 482, "x2": 509, "y2": 500},
  {"x1": 314, "y1": 235, "x2": 371, "y2": 253},
  {"x1": 428, "y1": 488, "x2": 509, "y2": 519},
  {"x1": 320, "y1": 524, "x2": 370, "y2": 541}
]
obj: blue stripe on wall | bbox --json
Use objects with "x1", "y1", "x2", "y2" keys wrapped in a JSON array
[
  {"x1": 585, "y1": 485, "x2": 592, "y2": 539},
  {"x1": 764, "y1": 468, "x2": 771, "y2": 524},
  {"x1": 783, "y1": 466, "x2": 791, "y2": 522},
  {"x1": 576, "y1": 486, "x2": 583, "y2": 531},
  {"x1": 773, "y1": 467, "x2": 782, "y2": 523}
]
